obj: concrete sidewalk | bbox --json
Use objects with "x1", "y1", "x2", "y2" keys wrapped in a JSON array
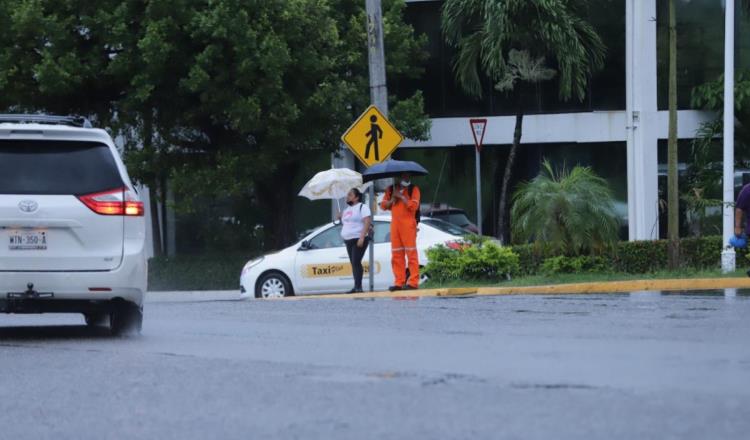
[{"x1": 146, "y1": 290, "x2": 239, "y2": 303}]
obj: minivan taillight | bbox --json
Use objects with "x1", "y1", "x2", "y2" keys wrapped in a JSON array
[{"x1": 78, "y1": 187, "x2": 144, "y2": 216}]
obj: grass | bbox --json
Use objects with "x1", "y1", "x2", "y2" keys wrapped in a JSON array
[
  {"x1": 148, "y1": 253, "x2": 256, "y2": 291},
  {"x1": 423, "y1": 268, "x2": 749, "y2": 290}
]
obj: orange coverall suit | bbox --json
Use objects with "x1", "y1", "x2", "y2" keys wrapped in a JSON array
[{"x1": 380, "y1": 185, "x2": 421, "y2": 288}]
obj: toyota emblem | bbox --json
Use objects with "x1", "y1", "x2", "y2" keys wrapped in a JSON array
[{"x1": 18, "y1": 200, "x2": 39, "y2": 213}]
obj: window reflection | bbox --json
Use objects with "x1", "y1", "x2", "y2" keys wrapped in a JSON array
[{"x1": 393, "y1": 0, "x2": 626, "y2": 117}]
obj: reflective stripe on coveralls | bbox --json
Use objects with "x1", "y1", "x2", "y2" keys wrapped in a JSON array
[{"x1": 380, "y1": 185, "x2": 421, "y2": 287}]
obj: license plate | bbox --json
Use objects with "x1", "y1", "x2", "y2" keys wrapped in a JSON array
[{"x1": 8, "y1": 230, "x2": 48, "y2": 250}]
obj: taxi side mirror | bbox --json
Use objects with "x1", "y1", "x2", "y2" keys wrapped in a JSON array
[{"x1": 299, "y1": 240, "x2": 311, "y2": 251}]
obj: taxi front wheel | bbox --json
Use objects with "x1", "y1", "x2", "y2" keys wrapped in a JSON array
[{"x1": 256, "y1": 272, "x2": 294, "y2": 299}]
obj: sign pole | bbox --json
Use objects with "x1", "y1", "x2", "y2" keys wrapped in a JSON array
[
  {"x1": 475, "y1": 148, "x2": 482, "y2": 236},
  {"x1": 365, "y1": 0, "x2": 387, "y2": 291},
  {"x1": 470, "y1": 119, "x2": 487, "y2": 236}
]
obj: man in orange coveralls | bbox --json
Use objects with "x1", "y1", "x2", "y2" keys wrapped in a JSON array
[{"x1": 380, "y1": 172, "x2": 421, "y2": 291}]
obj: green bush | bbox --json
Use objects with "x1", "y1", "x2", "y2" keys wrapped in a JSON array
[
  {"x1": 680, "y1": 236, "x2": 722, "y2": 269},
  {"x1": 517, "y1": 235, "x2": 739, "y2": 276},
  {"x1": 424, "y1": 244, "x2": 463, "y2": 282},
  {"x1": 511, "y1": 161, "x2": 620, "y2": 255},
  {"x1": 425, "y1": 241, "x2": 519, "y2": 283},
  {"x1": 614, "y1": 240, "x2": 668, "y2": 273},
  {"x1": 510, "y1": 243, "x2": 555, "y2": 276},
  {"x1": 540, "y1": 255, "x2": 609, "y2": 275}
]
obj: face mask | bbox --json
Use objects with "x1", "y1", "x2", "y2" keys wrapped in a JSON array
[{"x1": 401, "y1": 180, "x2": 411, "y2": 187}]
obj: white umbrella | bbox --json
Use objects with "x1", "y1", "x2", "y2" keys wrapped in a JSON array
[{"x1": 298, "y1": 168, "x2": 372, "y2": 211}]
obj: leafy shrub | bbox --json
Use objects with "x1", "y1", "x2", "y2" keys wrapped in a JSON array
[
  {"x1": 425, "y1": 241, "x2": 519, "y2": 282},
  {"x1": 518, "y1": 235, "x2": 740, "y2": 276},
  {"x1": 540, "y1": 255, "x2": 609, "y2": 275},
  {"x1": 510, "y1": 243, "x2": 555, "y2": 276},
  {"x1": 424, "y1": 244, "x2": 463, "y2": 282},
  {"x1": 511, "y1": 161, "x2": 620, "y2": 255},
  {"x1": 614, "y1": 240, "x2": 668, "y2": 273}
]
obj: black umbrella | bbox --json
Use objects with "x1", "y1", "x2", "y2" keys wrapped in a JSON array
[{"x1": 362, "y1": 159, "x2": 428, "y2": 183}]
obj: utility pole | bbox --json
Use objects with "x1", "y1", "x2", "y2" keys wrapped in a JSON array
[
  {"x1": 365, "y1": 0, "x2": 387, "y2": 291},
  {"x1": 667, "y1": 0, "x2": 679, "y2": 270},
  {"x1": 722, "y1": 0, "x2": 736, "y2": 273}
]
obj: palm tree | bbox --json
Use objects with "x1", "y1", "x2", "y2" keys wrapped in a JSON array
[
  {"x1": 441, "y1": 0, "x2": 606, "y2": 243},
  {"x1": 511, "y1": 161, "x2": 620, "y2": 255}
]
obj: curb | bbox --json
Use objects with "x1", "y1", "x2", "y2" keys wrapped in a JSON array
[{"x1": 280, "y1": 278, "x2": 750, "y2": 301}]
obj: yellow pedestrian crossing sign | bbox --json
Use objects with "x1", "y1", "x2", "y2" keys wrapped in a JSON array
[{"x1": 341, "y1": 105, "x2": 404, "y2": 167}]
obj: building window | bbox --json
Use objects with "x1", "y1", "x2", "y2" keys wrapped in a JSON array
[
  {"x1": 394, "y1": 0, "x2": 626, "y2": 118},
  {"x1": 656, "y1": 0, "x2": 750, "y2": 110}
]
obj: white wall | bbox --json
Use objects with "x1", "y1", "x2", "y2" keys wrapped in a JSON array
[{"x1": 400, "y1": 110, "x2": 712, "y2": 149}]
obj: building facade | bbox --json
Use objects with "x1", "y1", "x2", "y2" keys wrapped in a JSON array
[{"x1": 372, "y1": 0, "x2": 748, "y2": 240}]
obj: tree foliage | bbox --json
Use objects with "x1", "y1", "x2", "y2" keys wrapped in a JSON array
[
  {"x1": 511, "y1": 161, "x2": 620, "y2": 255},
  {"x1": 0, "y1": 0, "x2": 430, "y2": 249}
]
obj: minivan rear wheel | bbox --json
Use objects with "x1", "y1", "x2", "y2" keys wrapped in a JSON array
[
  {"x1": 110, "y1": 303, "x2": 143, "y2": 336},
  {"x1": 84, "y1": 313, "x2": 108, "y2": 327}
]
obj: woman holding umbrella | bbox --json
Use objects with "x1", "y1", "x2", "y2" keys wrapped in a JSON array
[{"x1": 339, "y1": 188, "x2": 372, "y2": 293}]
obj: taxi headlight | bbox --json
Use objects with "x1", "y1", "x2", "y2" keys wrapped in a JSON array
[{"x1": 241, "y1": 257, "x2": 264, "y2": 275}]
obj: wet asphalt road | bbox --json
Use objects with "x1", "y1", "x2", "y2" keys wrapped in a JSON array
[{"x1": 1, "y1": 290, "x2": 749, "y2": 440}]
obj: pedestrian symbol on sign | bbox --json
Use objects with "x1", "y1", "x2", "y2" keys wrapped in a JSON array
[
  {"x1": 365, "y1": 115, "x2": 384, "y2": 161},
  {"x1": 341, "y1": 105, "x2": 404, "y2": 167}
]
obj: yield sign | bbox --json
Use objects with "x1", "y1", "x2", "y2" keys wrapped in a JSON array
[
  {"x1": 341, "y1": 105, "x2": 404, "y2": 167},
  {"x1": 470, "y1": 118, "x2": 487, "y2": 152}
]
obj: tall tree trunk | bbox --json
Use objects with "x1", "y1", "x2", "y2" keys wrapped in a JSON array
[
  {"x1": 256, "y1": 162, "x2": 300, "y2": 250},
  {"x1": 160, "y1": 175, "x2": 169, "y2": 256},
  {"x1": 497, "y1": 106, "x2": 523, "y2": 244},
  {"x1": 491, "y1": 153, "x2": 504, "y2": 237},
  {"x1": 143, "y1": 114, "x2": 163, "y2": 257},
  {"x1": 667, "y1": 0, "x2": 680, "y2": 269},
  {"x1": 149, "y1": 192, "x2": 162, "y2": 257}
]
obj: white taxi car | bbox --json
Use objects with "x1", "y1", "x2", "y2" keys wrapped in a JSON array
[{"x1": 240, "y1": 216, "x2": 465, "y2": 298}]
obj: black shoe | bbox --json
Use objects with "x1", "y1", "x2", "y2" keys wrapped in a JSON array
[
  {"x1": 746, "y1": 269, "x2": 750, "y2": 278},
  {"x1": 388, "y1": 285, "x2": 402, "y2": 292},
  {"x1": 404, "y1": 285, "x2": 419, "y2": 290},
  {"x1": 346, "y1": 288, "x2": 358, "y2": 294},
  {"x1": 354, "y1": 288, "x2": 364, "y2": 293}
]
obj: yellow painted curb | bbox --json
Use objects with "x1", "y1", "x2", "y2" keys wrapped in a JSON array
[
  {"x1": 475, "y1": 277, "x2": 750, "y2": 296},
  {"x1": 278, "y1": 277, "x2": 750, "y2": 301}
]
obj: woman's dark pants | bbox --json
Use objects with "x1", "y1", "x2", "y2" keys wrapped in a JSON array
[{"x1": 345, "y1": 238, "x2": 370, "y2": 290}]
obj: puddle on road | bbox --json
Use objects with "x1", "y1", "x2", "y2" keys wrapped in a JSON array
[{"x1": 511, "y1": 383, "x2": 597, "y2": 391}]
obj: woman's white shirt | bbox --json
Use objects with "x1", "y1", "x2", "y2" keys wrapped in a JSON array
[{"x1": 341, "y1": 203, "x2": 371, "y2": 240}]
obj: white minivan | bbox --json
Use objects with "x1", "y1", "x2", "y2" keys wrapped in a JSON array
[{"x1": 0, "y1": 115, "x2": 147, "y2": 335}]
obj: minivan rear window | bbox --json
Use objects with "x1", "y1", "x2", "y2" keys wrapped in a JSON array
[{"x1": 0, "y1": 140, "x2": 123, "y2": 195}]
